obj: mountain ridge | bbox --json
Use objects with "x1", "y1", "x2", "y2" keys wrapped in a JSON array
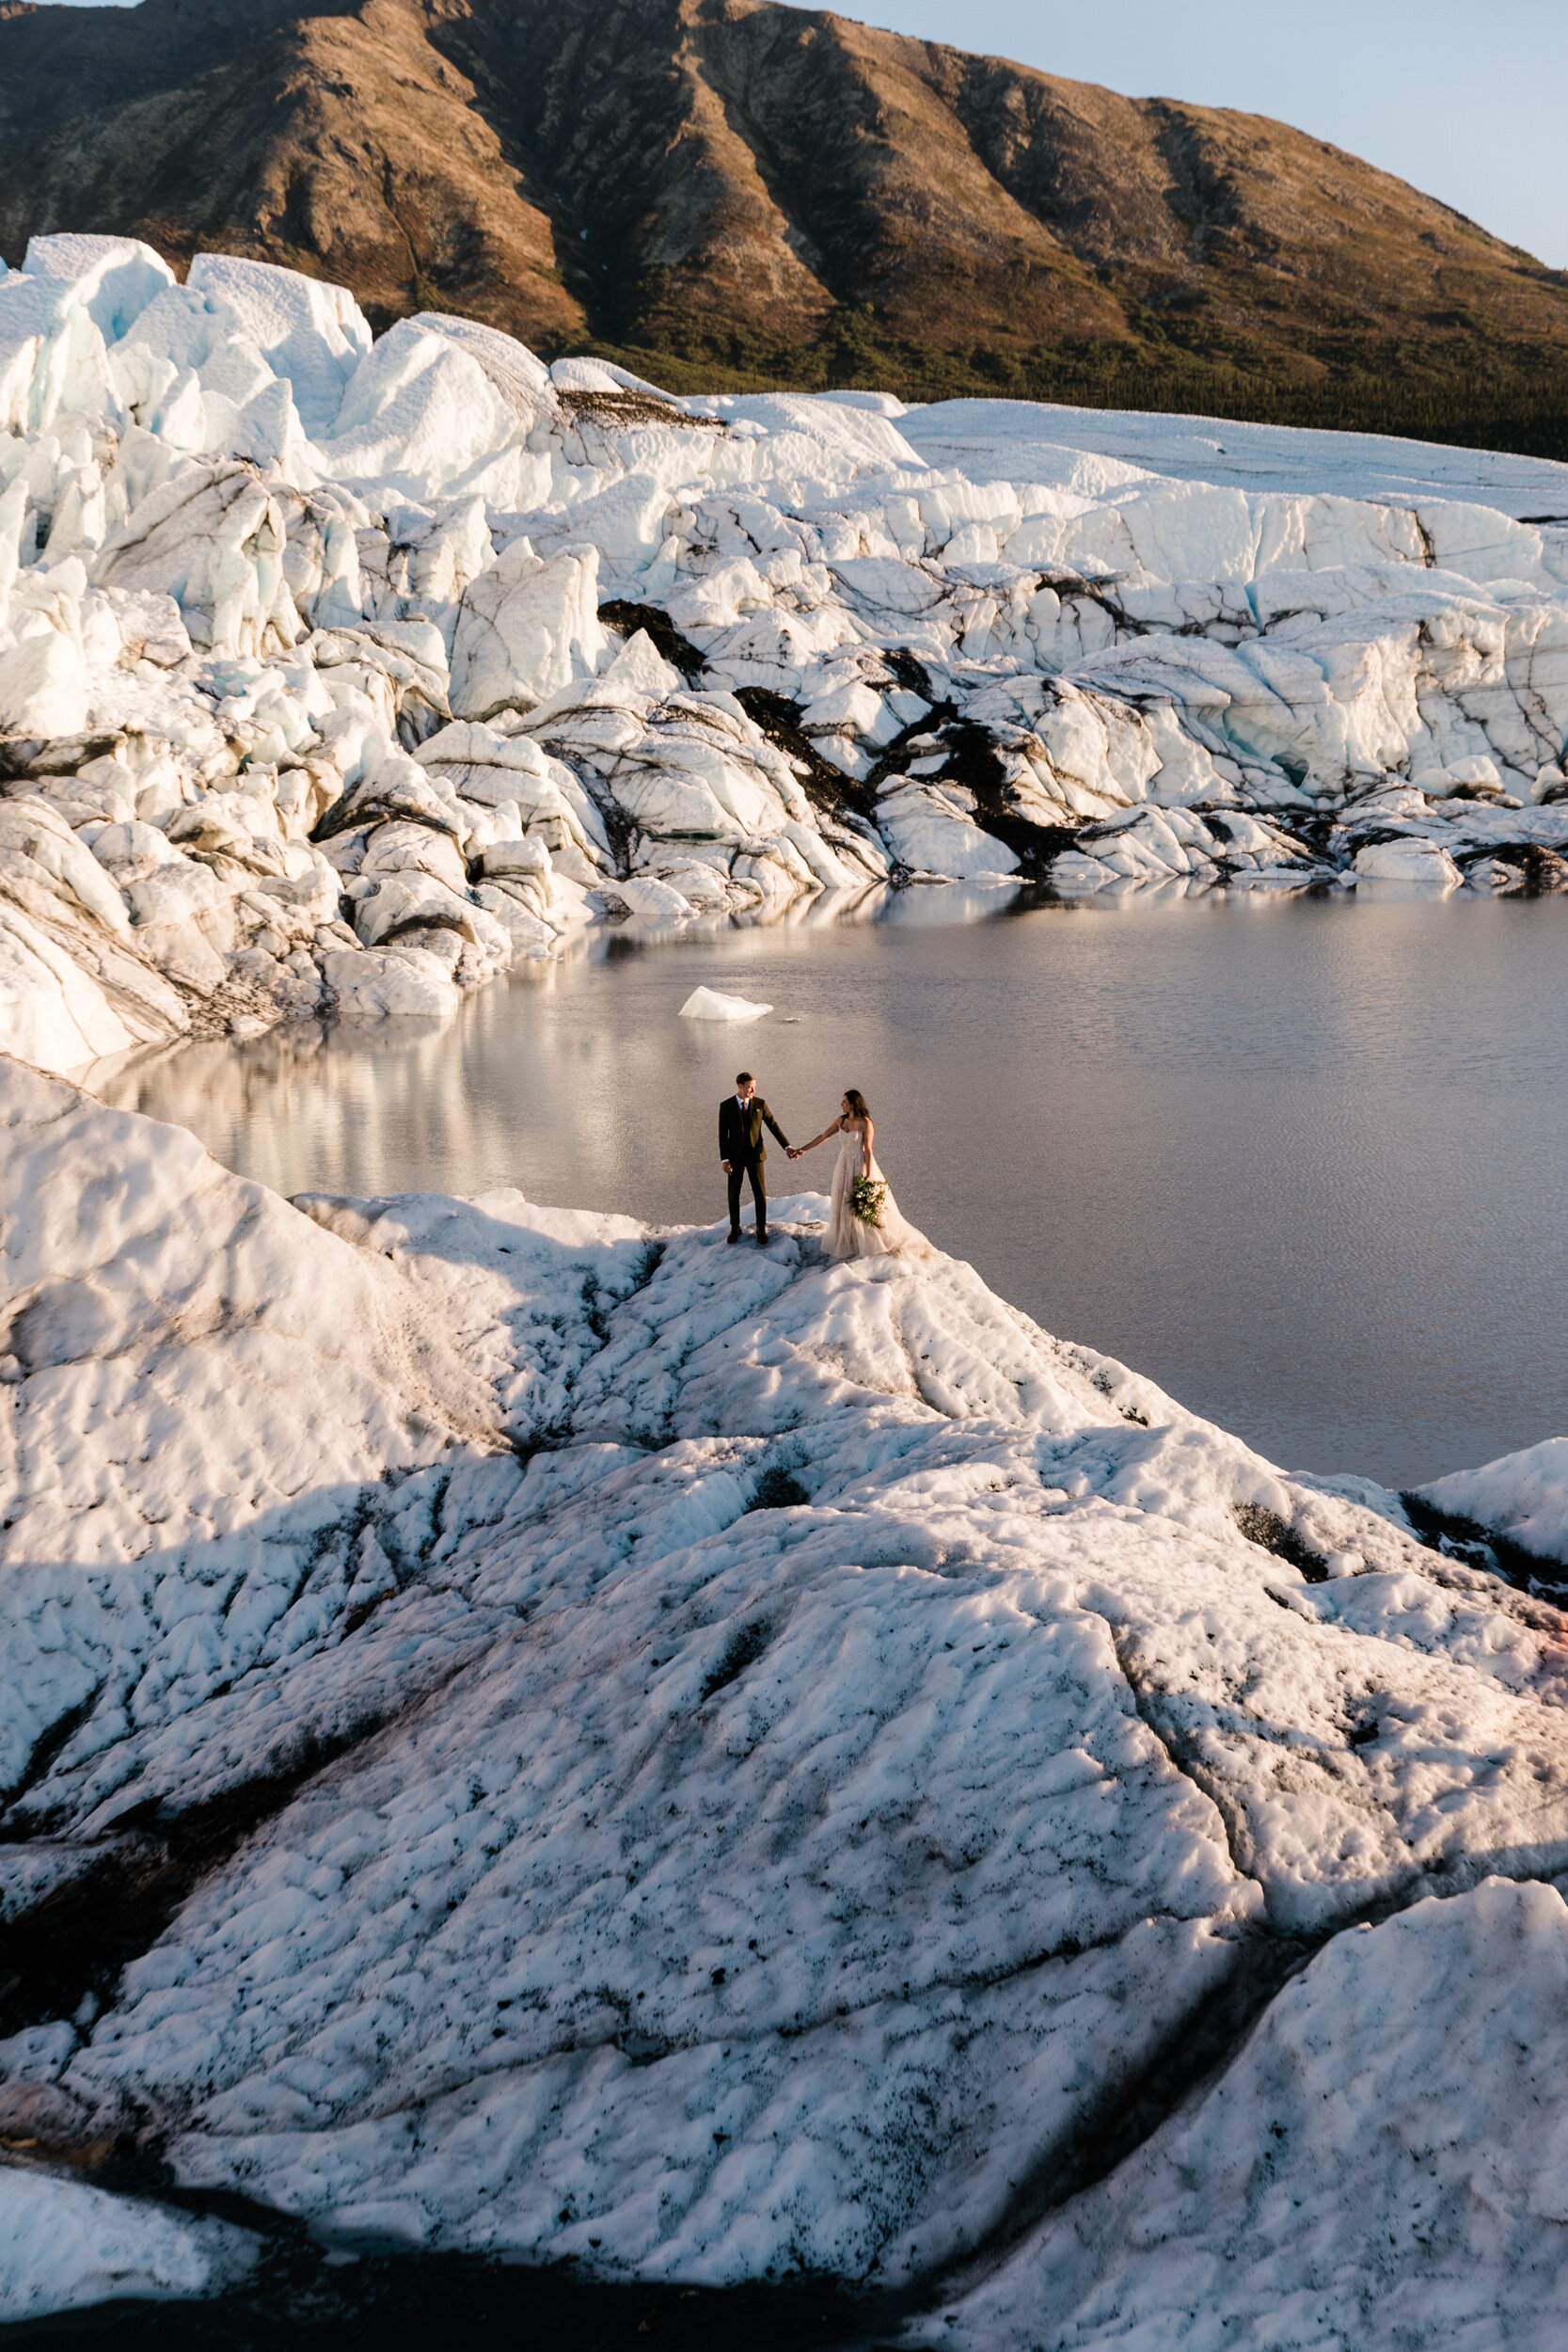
[{"x1": 3, "y1": 0, "x2": 1567, "y2": 452}]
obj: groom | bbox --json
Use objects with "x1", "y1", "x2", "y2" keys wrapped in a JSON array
[{"x1": 720, "y1": 1072, "x2": 791, "y2": 1246}]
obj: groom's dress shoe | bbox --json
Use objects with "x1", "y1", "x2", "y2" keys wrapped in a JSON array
[
  {"x1": 756, "y1": 1231, "x2": 771, "y2": 1245},
  {"x1": 726, "y1": 1231, "x2": 741, "y2": 1245}
]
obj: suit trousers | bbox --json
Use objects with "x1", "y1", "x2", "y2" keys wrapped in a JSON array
[{"x1": 727, "y1": 1156, "x2": 768, "y2": 1235}]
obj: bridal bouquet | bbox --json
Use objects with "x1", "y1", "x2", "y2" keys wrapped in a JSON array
[{"x1": 851, "y1": 1176, "x2": 888, "y2": 1227}]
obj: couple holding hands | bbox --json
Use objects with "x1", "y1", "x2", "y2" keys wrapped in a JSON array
[{"x1": 719, "y1": 1073, "x2": 916, "y2": 1261}]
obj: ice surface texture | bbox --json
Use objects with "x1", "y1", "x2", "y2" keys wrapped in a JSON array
[
  {"x1": 1420, "y1": 1438, "x2": 1568, "y2": 1576},
  {"x1": 0, "y1": 2169, "x2": 255, "y2": 2323},
  {"x1": 5, "y1": 238, "x2": 1568, "y2": 1072},
  {"x1": 917, "y1": 1876, "x2": 1568, "y2": 2349},
  {"x1": 4, "y1": 1059, "x2": 1568, "y2": 2328}
]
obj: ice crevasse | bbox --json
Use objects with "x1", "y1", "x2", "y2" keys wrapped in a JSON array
[
  {"x1": 4, "y1": 236, "x2": 1568, "y2": 1071},
  {"x1": 4, "y1": 1060, "x2": 1568, "y2": 2333}
]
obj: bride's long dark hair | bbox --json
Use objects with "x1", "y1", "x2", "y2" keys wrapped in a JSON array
[{"x1": 843, "y1": 1089, "x2": 871, "y2": 1120}]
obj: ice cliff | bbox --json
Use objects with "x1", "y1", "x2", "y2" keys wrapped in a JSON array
[
  {"x1": 4, "y1": 236, "x2": 1568, "y2": 1073},
  {"x1": 3, "y1": 1060, "x2": 1568, "y2": 2332}
]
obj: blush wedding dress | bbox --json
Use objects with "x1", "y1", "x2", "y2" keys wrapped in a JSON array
[{"x1": 823, "y1": 1123, "x2": 918, "y2": 1262}]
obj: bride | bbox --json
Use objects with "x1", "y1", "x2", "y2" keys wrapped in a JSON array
[{"x1": 788, "y1": 1089, "x2": 919, "y2": 1261}]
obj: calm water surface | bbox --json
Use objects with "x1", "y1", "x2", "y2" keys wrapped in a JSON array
[{"x1": 91, "y1": 890, "x2": 1568, "y2": 1490}]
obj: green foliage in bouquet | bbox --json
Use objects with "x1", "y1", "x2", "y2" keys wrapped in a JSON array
[{"x1": 852, "y1": 1176, "x2": 888, "y2": 1228}]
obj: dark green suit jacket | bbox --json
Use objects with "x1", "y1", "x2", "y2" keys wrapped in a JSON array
[{"x1": 720, "y1": 1095, "x2": 789, "y2": 1166}]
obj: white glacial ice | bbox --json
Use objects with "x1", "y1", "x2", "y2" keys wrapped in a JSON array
[
  {"x1": 1419, "y1": 1437, "x2": 1568, "y2": 1574},
  {"x1": 3, "y1": 1057, "x2": 1568, "y2": 2328},
  {"x1": 913, "y1": 1875, "x2": 1568, "y2": 2350},
  {"x1": 4, "y1": 237, "x2": 1568, "y2": 1073},
  {"x1": 0, "y1": 2164, "x2": 256, "y2": 2323},
  {"x1": 677, "y1": 985, "x2": 773, "y2": 1022}
]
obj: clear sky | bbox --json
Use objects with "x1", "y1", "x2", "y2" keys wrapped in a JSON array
[
  {"x1": 56, "y1": 0, "x2": 1568, "y2": 268},
  {"x1": 844, "y1": 0, "x2": 1568, "y2": 266}
]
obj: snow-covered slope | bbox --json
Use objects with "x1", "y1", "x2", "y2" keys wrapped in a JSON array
[
  {"x1": 902, "y1": 396, "x2": 1568, "y2": 514},
  {"x1": 3, "y1": 1058, "x2": 1568, "y2": 2326},
  {"x1": 1418, "y1": 1438, "x2": 1568, "y2": 1580},
  {"x1": 0, "y1": 2170, "x2": 255, "y2": 2325},
  {"x1": 4, "y1": 237, "x2": 1568, "y2": 1072},
  {"x1": 914, "y1": 1875, "x2": 1568, "y2": 2350}
]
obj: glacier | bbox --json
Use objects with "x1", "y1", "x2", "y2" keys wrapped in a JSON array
[
  {"x1": 7, "y1": 230, "x2": 1568, "y2": 2336},
  {"x1": 2, "y1": 1057, "x2": 1568, "y2": 2331},
  {"x1": 4, "y1": 236, "x2": 1568, "y2": 1073}
]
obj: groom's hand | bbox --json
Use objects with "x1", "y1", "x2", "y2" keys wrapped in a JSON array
[{"x1": 721, "y1": 1160, "x2": 733, "y2": 1174}]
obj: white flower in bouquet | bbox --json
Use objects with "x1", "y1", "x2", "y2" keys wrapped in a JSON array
[{"x1": 851, "y1": 1176, "x2": 888, "y2": 1227}]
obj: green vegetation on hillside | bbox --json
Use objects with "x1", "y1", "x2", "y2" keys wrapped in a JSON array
[{"x1": 568, "y1": 304, "x2": 1568, "y2": 466}]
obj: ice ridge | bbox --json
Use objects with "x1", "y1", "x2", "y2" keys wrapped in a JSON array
[{"x1": 3, "y1": 1061, "x2": 1568, "y2": 2332}]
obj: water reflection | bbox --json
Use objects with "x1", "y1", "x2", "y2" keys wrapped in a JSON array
[{"x1": 87, "y1": 889, "x2": 1568, "y2": 1488}]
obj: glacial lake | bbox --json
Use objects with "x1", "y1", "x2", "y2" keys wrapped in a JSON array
[{"x1": 89, "y1": 888, "x2": 1568, "y2": 1493}]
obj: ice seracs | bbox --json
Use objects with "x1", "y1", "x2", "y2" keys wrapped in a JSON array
[
  {"x1": 5, "y1": 236, "x2": 1568, "y2": 1073},
  {"x1": 4, "y1": 1059, "x2": 1568, "y2": 2323}
]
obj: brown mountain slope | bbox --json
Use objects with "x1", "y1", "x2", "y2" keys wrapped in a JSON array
[
  {"x1": 441, "y1": 0, "x2": 1567, "y2": 361},
  {"x1": 0, "y1": 0, "x2": 586, "y2": 343},
  {"x1": 3, "y1": 0, "x2": 1567, "y2": 448}
]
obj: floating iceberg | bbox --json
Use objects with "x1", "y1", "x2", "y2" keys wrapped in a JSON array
[
  {"x1": 677, "y1": 984, "x2": 773, "y2": 1021},
  {"x1": 3, "y1": 236, "x2": 1568, "y2": 1071}
]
